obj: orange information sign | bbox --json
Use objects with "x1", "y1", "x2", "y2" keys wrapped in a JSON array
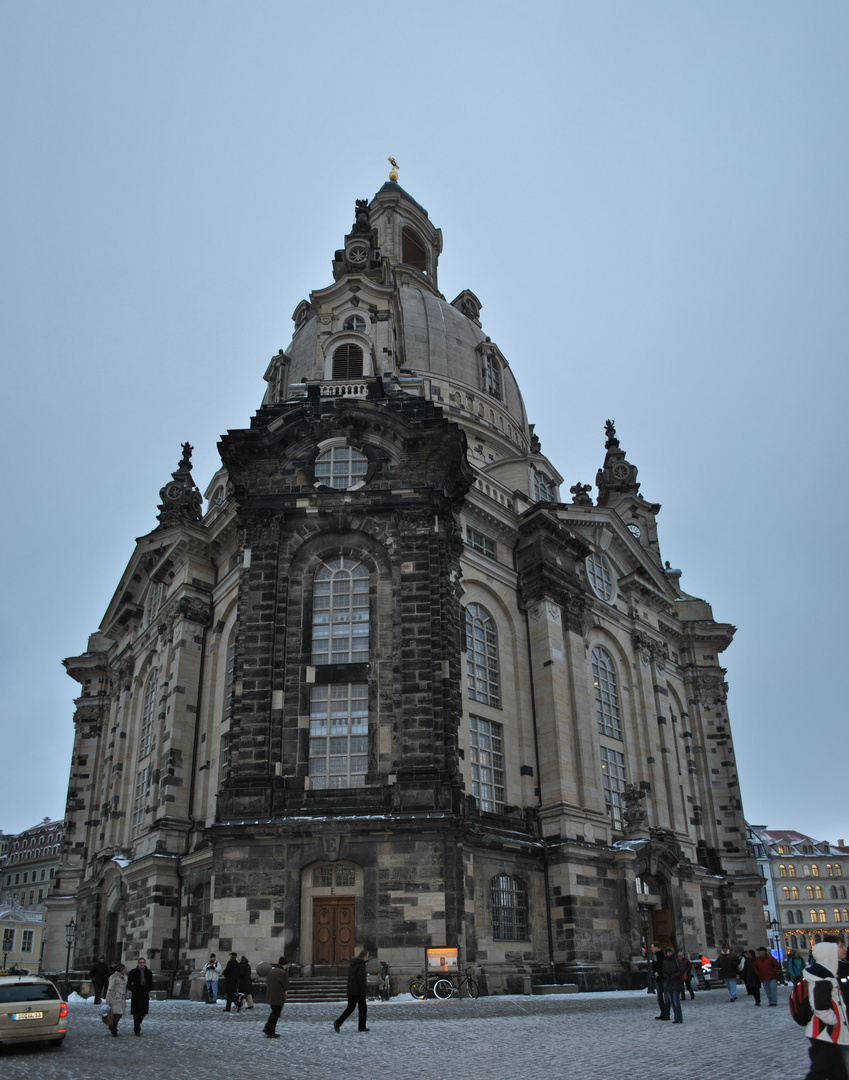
[{"x1": 426, "y1": 947, "x2": 458, "y2": 972}]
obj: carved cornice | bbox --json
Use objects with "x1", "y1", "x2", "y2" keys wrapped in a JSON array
[{"x1": 631, "y1": 631, "x2": 670, "y2": 670}]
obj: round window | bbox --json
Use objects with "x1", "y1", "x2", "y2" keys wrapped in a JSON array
[{"x1": 586, "y1": 553, "x2": 615, "y2": 602}]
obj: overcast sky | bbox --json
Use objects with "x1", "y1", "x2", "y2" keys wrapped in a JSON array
[{"x1": 1, "y1": 2, "x2": 847, "y2": 845}]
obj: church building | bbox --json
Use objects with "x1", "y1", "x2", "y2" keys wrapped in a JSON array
[{"x1": 47, "y1": 173, "x2": 763, "y2": 991}]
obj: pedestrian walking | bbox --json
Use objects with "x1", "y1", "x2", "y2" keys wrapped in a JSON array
[
  {"x1": 679, "y1": 951, "x2": 696, "y2": 1000},
  {"x1": 263, "y1": 957, "x2": 289, "y2": 1038},
  {"x1": 801, "y1": 940, "x2": 849, "y2": 1080},
  {"x1": 238, "y1": 955, "x2": 254, "y2": 1009},
  {"x1": 90, "y1": 955, "x2": 110, "y2": 1004},
  {"x1": 753, "y1": 946, "x2": 781, "y2": 1007},
  {"x1": 739, "y1": 949, "x2": 762, "y2": 1005},
  {"x1": 333, "y1": 950, "x2": 370, "y2": 1033},
  {"x1": 105, "y1": 963, "x2": 127, "y2": 1036},
  {"x1": 661, "y1": 948, "x2": 685, "y2": 1023},
  {"x1": 650, "y1": 942, "x2": 669, "y2": 1021},
  {"x1": 203, "y1": 954, "x2": 222, "y2": 1003},
  {"x1": 714, "y1": 945, "x2": 739, "y2": 1002},
  {"x1": 222, "y1": 952, "x2": 240, "y2": 1012},
  {"x1": 789, "y1": 949, "x2": 807, "y2": 987},
  {"x1": 126, "y1": 956, "x2": 154, "y2": 1035}
]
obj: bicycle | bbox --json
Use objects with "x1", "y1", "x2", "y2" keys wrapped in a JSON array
[
  {"x1": 409, "y1": 974, "x2": 435, "y2": 999},
  {"x1": 433, "y1": 967, "x2": 479, "y2": 999}
]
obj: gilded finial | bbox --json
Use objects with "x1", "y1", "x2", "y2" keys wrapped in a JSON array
[{"x1": 388, "y1": 156, "x2": 399, "y2": 182}]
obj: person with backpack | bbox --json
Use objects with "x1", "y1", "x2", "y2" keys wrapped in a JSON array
[
  {"x1": 801, "y1": 940, "x2": 848, "y2": 1079},
  {"x1": 788, "y1": 949, "x2": 807, "y2": 987}
]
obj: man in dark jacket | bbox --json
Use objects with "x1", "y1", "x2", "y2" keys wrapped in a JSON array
[
  {"x1": 90, "y1": 955, "x2": 110, "y2": 1004},
  {"x1": 126, "y1": 956, "x2": 153, "y2": 1035},
  {"x1": 714, "y1": 945, "x2": 739, "y2": 1001},
  {"x1": 222, "y1": 952, "x2": 241, "y2": 1012},
  {"x1": 333, "y1": 951, "x2": 370, "y2": 1033},
  {"x1": 650, "y1": 943, "x2": 669, "y2": 1020},
  {"x1": 263, "y1": 957, "x2": 289, "y2": 1038}
]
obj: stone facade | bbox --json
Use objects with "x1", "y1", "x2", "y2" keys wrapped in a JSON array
[{"x1": 47, "y1": 178, "x2": 763, "y2": 992}]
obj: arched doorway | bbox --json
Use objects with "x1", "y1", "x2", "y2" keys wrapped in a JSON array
[{"x1": 300, "y1": 861, "x2": 363, "y2": 976}]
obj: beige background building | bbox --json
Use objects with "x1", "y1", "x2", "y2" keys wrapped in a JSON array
[{"x1": 47, "y1": 179, "x2": 763, "y2": 991}]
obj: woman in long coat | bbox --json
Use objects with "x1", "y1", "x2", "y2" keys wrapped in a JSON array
[
  {"x1": 105, "y1": 963, "x2": 127, "y2": 1036},
  {"x1": 238, "y1": 956, "x2": 254, "y2": 1009},
  {"x1": 740, "y1": 948, "x2": 762, "y2": 1005}
]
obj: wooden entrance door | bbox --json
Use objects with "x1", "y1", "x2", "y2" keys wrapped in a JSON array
[
  {"x1": 651, "y1": 908, "x2": 676, "y2": 949},
  {"x1": 313, "y1": 897, "x2": 355, "y2": 974}
]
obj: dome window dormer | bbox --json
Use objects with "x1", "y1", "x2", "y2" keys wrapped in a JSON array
[
  {"x1": 342, "y1": 314, "x2": 367, "y2": 333},
  {"x1": 332, "y1": 344, "x2": 364, "y2": 380}
]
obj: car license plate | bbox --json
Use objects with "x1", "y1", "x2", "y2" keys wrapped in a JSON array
[{"x1": 12, "y1": 1012, "x2": 43, "y2": 1020}]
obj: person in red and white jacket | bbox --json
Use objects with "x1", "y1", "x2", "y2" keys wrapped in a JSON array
[{"x1": 803, "y1": 941, "x2": 849, "y2": 1080}]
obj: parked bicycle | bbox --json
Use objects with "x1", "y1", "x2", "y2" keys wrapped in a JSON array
[
  {"x1": 433, "y1": 967, "x2": 479, "y2": 999},
  {"x1": 409, "y1": 974, "x2": 437, "y2": 999}
]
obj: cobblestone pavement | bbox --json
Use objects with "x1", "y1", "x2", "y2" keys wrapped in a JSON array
[{"x1": 1, "y1": 985, "x2": 811, "y2": 1079}]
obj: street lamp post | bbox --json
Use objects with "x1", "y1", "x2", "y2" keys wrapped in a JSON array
[
  {"x1": 770, "y1": 917, "x2": 782, "y2": 961},
  {"x1": 63, "y1": 919, "x2": 76, "y2": 998}
]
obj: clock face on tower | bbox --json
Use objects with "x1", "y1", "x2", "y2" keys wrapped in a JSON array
[{"x1": 627, "y1": 523, "x2": 642, "y2": 539}]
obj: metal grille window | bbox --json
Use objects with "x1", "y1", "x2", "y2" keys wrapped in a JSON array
[
  {"x1": 586, "y1": 553, "x2": 614, "y2": 602},
  {"x1": 592, "y1": 647, "x2": 621, "y2": 738},
  {"x1": 466, "y1": 604, "x2": 500, "y2": 707},
  {"x1": 470, "y1": 716, "x2": 505, "y2": 812},
  {"x1": 533, "y1": 470, "x2": 555, "y2": 502},
  {"x1": 309, "y1": 683, "x2": 368, "y2": 789},
  {"x1": 314, "y1": 446, "x2": 368, "y2": 489},
  {"x1": 139, "y1": 669, "x2": 158, "y2": 758},
  {"x1": 490, "y1": 874, "x2": 528, "y2": 940},
  {"x1": 601, "y1": 746, "x2": 627, "y2": 829},
  {"x1": 331, "y1": 343, "x2": 364, "y2": 379},
  {"x1": 312, "y1": 558, "x2": 369, "y2": 664},
  {"x1": 132, "y1": 767, "x2": 150, "y2": 832},
  {"x1": 466, "y1": 526, "x2": 496, "y2": 559}
]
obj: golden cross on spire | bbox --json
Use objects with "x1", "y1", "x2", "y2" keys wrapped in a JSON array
[{"x1": 388, "y1": 157, "x2": 399, "y2": 182}]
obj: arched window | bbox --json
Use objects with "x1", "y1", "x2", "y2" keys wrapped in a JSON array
[
  {"x1": 843, "y1": 909, "x2": 849, "y2": 922},
  {"x1": 490, "y1": 875, "x2": 528, "y2": 940},
  {"x1": 342, "y1": 314, "x2": 367, "y2": 332},
  {"x1": 815, "y1": 886, "x2": 824, "y2": 900},
  {"x1": 834, "y1": 909, "x2": 841, "y2": 923},
  {"x1": 840, "y1": 887, "x2": 847, "y2": 899},
  {"x1": 819, "y1": 909, "x2": 827, "y2": 923},
  {"x1": 312, "y1": 558, "x2": 369, "y2": 665},
  {"x1": 483, "y1": 353, "x2": 501, "y2": 399},
  {"x1": 600, "y1": 746, "x2": 627, "y2": 829},
  {"x1": 831, "y1": 886, "x2": 839, "y2": 899},
  {"x1": 780, "y1": 865, "x2": 787, "y2": 878},
  {"x1": 332, "y1": 343, "x2": 364, "y2": 379},
  {"x1": 827, "y1": 864, "x2": 834, "y2": 876},
  {"x1": 139, "y1": 669, "x2": 158, "y2": 758},
  {"x1": 592, "y1": 647, "x2": 621, "y2": 739},
  {"x1": 812, "y1": 864, "x2": 820, "y2": 877},
  {"x1": 402, "y1": 227, "x2": 427, "y2": 272},
  {"x1": 466, "y1": 604, "x2": 500, "y2": 707},
  {"x1": 788, "y1": 864, "x2": 797, "y2": 877},
  {"x1": 223, "y1": 628, "x2": 236, "y2": 724},
  {"x1": 787, "y1": 910, "x2": 795, "y2": 924},
  {"x1": 810, "y1": 909, "x2": 818, "y2": 923},
  {"x1": 314, "y1": 446, "x2": 368, "y2": 489},
  {"x1": 807, "y1": 886, "x2": 815, "y2": 899},
  {"x1": 586, "y1": 554, "x2": 614, "y2": 602},
  {"x1": 796, "y1": 909, "x2": 803, "y2": 923},
  {"x1": 836, "y1": 865, "x2": 843, "y2": 877},
  {"x1": 783, "y1": 887, "x2": 790, "y2": 899},
  {"x1": 803, "y1": 865, "x2": 811, "y2": 877}
]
